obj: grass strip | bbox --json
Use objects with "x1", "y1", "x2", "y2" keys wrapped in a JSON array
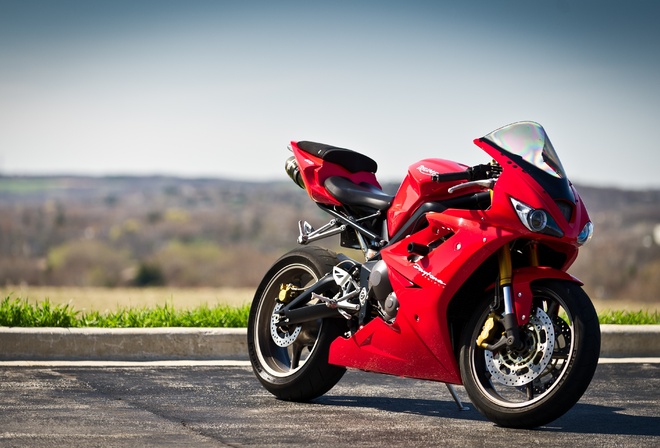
[
  {"x1": 597, "y1": 309, "x2": 660, "y2": 325},
  {"x1": 0, "y1": 297, "x2": 250, "y2": 328},
  {"x1": 1, "y1": 296, "x2": 658, "y2": 327}
]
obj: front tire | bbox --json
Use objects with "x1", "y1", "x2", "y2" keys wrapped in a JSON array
[
  {"x1": 247, "y1": 246, "x2": 347, "y2": 401},
  {"x1": 459, "y1": 280, "x2": 600, "y2": 428}
]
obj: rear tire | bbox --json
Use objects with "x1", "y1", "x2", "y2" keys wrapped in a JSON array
[
  {"x1": 247, "y1": 246, "x2": 347, "y2": 401},
  {"x1": 459, "y1": 280, "x2": 600, "y2": 428}
]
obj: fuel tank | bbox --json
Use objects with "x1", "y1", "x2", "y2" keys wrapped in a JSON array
[{"x1": 387, "y1": 158, "x2": 468, "y2": 238}]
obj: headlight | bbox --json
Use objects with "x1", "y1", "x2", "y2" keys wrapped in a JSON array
[
  {"x1": 511, "y1": 198, "x2": 547, "y2": 232},
  {"x1": 577, "y1": 221, "x2": 594, "y2": 246},
  {"x1": 527, "y1": 209, "x2": 548, "y2": 232},
  {"x1": 510, "y1": 197, "x2": 564, "y2": 237}
]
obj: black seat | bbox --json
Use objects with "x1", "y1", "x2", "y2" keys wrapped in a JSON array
[
  {"x1": 297, "y1": 141, "x2": 378, "y2": 173},
  {"x1": 324, "y1": 176, "x2": 393, "y2": 211}
]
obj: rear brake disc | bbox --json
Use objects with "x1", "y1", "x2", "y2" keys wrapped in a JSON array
[{"x1": 270, "y1": 303, "x2": 302, "y2": 347}]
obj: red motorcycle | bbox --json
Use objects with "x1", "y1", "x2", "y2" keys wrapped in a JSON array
[{"x1": 247, "y1": 121, "x2": 600, "y2": 428}]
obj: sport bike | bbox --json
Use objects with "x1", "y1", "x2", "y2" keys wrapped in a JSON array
[{"x1": 247, "y1": 121, "x2": 600, "y2": 428}]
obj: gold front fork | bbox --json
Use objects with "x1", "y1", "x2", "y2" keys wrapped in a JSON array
[
  {"x1": 495, "y1": 243, "x2": 524, "y2": 350},
  {"x1": 529, "y1": 241, "x2": 539, "y2": 267},
  {"x1": 499, "y1": 241, "x2": 539, "y2": 278},
  {"x1": 497, "y1": 243, "x2": 513, "y2": 287}
]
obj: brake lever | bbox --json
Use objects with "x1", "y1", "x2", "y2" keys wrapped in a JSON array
[{"x1": 447, "y1": 178, "x2": 496, "y2": 194}]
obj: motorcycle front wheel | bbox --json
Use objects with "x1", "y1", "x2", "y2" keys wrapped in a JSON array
[
  {"x1": 247, "y1": 246, "x2": 347, "y2": 401},
  {"x1": 459, "y1": 280, "x2": 601, "y2": 428}
]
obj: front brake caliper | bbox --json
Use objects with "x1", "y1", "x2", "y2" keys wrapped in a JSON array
[{"x1": 477, "y1": 313, "x2": 502, "y2": 349}]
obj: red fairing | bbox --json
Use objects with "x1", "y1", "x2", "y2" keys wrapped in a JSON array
[
  {"x1": 290, "y1": 141, "x2": 381, "y2": 206},
  {"x1": 329, "y1": 256, "x2": 461, "y2": 383},
  {"x1": 330, "y1": 208, "x2": 517, "y2": 383}
]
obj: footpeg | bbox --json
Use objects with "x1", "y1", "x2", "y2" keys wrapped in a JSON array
[
  {"x1": 312, "y1": 292, "x2": 360, "y2": 311},
  {"x1": 297, "y1": 221, "x2": 314, "y2": 244},
  {"x1": 297, "y1": 219, "x2": 345, "y2": 245}
]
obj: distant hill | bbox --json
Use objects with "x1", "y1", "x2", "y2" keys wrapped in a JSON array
[{"x1": 1, "y1": 175, "x2": 658, "y2": 303}]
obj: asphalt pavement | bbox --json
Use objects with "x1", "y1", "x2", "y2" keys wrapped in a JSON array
[
  {"x1": 0, "y1": 361, "x2": 658, "y2": 447},
  {"x1": 1, "y1": 323, "x2": 658, "y2": 447}
]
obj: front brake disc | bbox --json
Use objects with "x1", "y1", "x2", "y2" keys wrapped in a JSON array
[{"x1": 484, "y1": 307, "x2": 555, "y2": 387}]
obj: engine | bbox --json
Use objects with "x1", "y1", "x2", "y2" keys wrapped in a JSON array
[{"x1": 364, "y1": 260, "x2": 398, "y2": 323}]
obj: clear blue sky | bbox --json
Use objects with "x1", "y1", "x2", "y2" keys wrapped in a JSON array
[{"x1": 1, "y1": 0, "x2": 658, "y2": 188}]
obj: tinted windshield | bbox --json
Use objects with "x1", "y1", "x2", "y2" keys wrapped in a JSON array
[{"x1": 483, "y1": 121, "x2": 567, "y2": 179}]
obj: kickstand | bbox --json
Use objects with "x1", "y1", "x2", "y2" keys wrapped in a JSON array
[{"x1": 446, "y1": 384, "x2": 470, "y2": 411}]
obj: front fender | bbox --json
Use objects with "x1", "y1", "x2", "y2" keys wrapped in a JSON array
[{"x1": 512, "y1": 267, "x2": 583, "y2": 326}]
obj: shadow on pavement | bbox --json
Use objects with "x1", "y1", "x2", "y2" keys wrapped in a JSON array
[
  {"x1": 542, "y1": 403, "x2": 660, "y2": 437},
  {"x1": 315, "y1": 396, "x2": 660, "y2": 437},
  {"x1": 314, "y1": 395, "x2": 485, "y2": 422}
]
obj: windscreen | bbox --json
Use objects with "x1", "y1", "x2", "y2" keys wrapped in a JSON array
[{"x1": 483, "y1": 121, "x2": 567, "y2": 179}]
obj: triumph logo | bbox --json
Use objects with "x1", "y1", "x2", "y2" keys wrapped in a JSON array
[
  {"x1": 417, "y1": 165, "x2": 439, "y2": 177},
  {"x1": 413, "y1": 263, "x2": 445, "y2": 286}
]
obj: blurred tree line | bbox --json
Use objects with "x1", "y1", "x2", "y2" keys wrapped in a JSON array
[
  {"x1": 0, "y1": 176, "x2": 317, "y2": 288},
  {"x1": 0, "y1": 176, "x2": 658, "y2": 302}
]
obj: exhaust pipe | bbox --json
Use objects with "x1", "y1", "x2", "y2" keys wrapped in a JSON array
[{"x1": 285, "y1": 156, "x2": 305, "y2": 189}]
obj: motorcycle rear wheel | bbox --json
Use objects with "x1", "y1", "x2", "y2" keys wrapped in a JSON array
[
  {"x1": 459, "y1": 280, "x2": 600, "y2": 428},
  {"x1": 247, "y1": 246, "x2": 347, "y2": 401}
]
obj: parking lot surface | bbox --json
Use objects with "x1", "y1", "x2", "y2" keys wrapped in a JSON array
[{"x1": 1, "y1": 361, "x2": 658, "y2": 447}]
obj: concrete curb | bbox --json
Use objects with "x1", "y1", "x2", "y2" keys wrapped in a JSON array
[
  {"x1": 599, "y1": 324, "x2": 660, "y2": 358},
  {"x1": 1, "y1": 325, "x2": 659, "y2": 361},
  {"x1": 0, "y1": 327, "x2": 248, "y2": 361}
]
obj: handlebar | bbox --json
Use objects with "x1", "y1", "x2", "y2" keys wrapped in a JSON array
[
  {"x1": 432, "y1": 162, "x2": 501, "y2": 195},
  {"x1": 432, "y1": 163, "x2": 502, "y2": 184},
  {"x1": 431, "y1": 171, "x2": 470, "y2": 182}
]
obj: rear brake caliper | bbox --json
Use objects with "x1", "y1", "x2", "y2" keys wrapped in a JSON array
[
  {"x1": 272, "y1": 284, "x2": 304, "y2": 347},
  {"x1": 278, "y1": 283, "x2": 303, "y2": 304}
]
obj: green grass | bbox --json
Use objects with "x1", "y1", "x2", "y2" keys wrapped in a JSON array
[
  {"x1": 597, "y1": 309, "x2": 659, "y2": 325},
  {"x1": 0, "y1": 296, "x2": 250, "y2": 328},
  {"x1": 0, "y1": 297, "x2": 80, "y2": 327},
  {"x1": 1, "y1": 296, "x2": 658, "y2": 327}
]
